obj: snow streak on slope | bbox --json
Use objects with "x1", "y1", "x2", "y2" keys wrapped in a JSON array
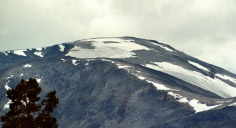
[
  {"x1": 66, "y1": 38, "x2": 150, "y2": 58},
  {"x1": 215, "y1": 74, "x2": 236, "y2": 84},
  {"x1": 114, "y1": 62, "x2": 174, "y2": 91},
  {"x1": 188, "y1": 61, "x2": 210, "y2": 72},
  {"x1": 3, "y1": 52, "x2": 8, "y2": 56},
  {"x1": 130, "y1": 72, "x2": 172, "y2": 90},
  {"x1": 116, "y1": 63, "x2": 131, "y2": 69},
  {"x1": 145, "y1": 62, "x2": 236, "y2": 98},
  {"x1": 146, "y1": 80, "x2": 173, "y2": 90},
  {"x1": 149, "y1": 42, "x2": 173, "y2": 52}
]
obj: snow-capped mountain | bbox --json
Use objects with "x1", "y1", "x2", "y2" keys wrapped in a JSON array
[{"x1": 1, "y1": 37, "x2": 236, "y2": 128}]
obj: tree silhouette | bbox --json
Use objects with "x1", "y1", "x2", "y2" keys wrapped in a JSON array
[{"x1": 1, "y1": 78, "x2": 59, "y2": 128}]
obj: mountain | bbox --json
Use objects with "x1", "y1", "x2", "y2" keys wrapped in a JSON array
[{"x1": 0, "y1": 37, "x2": 236, "y2": 128}]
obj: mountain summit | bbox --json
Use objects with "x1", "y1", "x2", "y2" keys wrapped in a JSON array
[{"x1": 1, "y1": 37, "x2": 236, "y2": 128}]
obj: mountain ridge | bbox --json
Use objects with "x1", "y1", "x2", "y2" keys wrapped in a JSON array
[{"x1": 1, "y1": 37, "x2": 236, "y2": 127}]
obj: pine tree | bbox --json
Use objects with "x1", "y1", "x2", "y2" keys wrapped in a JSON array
[{"x1": 1, "y1": 78, "x2": 59, "y2": 128}]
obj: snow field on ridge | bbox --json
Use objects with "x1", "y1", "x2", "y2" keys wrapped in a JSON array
[
  {"x1": 66, "y1": 38, "x2": 151, "y2": 59},
  {"x1": 145, "y1": 62, "x2": 236, "y2": 98}
]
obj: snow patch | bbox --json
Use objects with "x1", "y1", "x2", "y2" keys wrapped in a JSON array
[
  {"x1": 178, "y1": 97, "x2": 189, "y2": 103},
  {"x1": 115, "y1": 63, "x2": 131, "y2": 69},
  {"x1": 34, "y1": 51, "x2": 43, "y2": 57},
  {"x1": 137, "y1": 76, "x2": 146, "y2": 80},
  {"x1": 188, "y1": 61, "x2": 210, "y2": 72},
  {"x1": 189, "y1": 99, "x2": 220, "y2": 113},
  {"x1": 6, "y1": 75, "x2": 13, "y2": 79},
  {"x1": 168, "y1": 92, "x2": 220, "y2": 112},
  {"x1": 59, "y1": 45, "x2": 65, "y2": 52},
  {"x1": 66, "y1": 38, "x2": 150, "y2": 59},
  {"x1": 23, "y1": 64, "x2": 31, "y2": 68},
  {"x1": 36, "y1": 78, "x2": 42, "y2": 83},
  {"x1": 117, "y1": 65, "x2": 130, "y2": 69},
  {"x1": 101, "y1": 59, "x2": 115, "y2": 63},
  {"x1": 145, "y1": 62, "x2": 236, "y2": 98},
  {"x1": 168, "y1": 92, "x2": 189, "y2": 103},
  {"x1": 3, "y1": 100, "x2": 12, "y2": 109},
  {"x1": 72, "y1": 59, "x2": 78, "y2": 65},
  {"x1": 61, "y1": 59, "x2": 66, "y2": 62},
  {"x1": 150, "y1": 42, "x2": 173, "y2": 52},
  {"x1": 5, "y1": 81, "x2": 11, "y2": 90},
  {"x1": 14, "y1": 50, "x2": 27, "y2": 56},
  {"x1": 36, "y1": 47, "x2": 42, "y2": 51}
]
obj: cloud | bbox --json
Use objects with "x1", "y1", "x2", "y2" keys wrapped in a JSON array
[
  {"x1": 0, "y1": 0, "x2": 235, "y2": 73},
  {"x1": 195, "y1": 41, "x2": 236, "y2": 73}
]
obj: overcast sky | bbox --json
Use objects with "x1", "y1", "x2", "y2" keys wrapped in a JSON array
[{"x1": 0, "y1": 0, "x2": 236, "y2": 73}]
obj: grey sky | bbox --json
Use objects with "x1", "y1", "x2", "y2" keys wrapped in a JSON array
[{"x1": 0, "y1": 0, "x2": 236, "y2": 73}]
